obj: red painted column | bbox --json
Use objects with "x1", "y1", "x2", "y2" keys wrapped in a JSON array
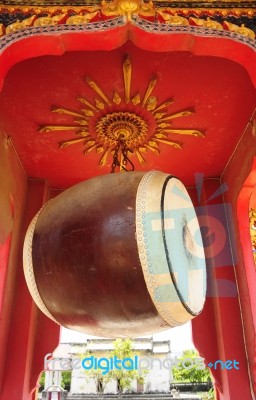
[
  {"x1": 0, "y1": 131, "x2": 60, "y2": 400},
  {"x1": 0, "y1": 179, "x2": 60, "y2": 400},
  {"x1": 190, "y1": 178, "x2": 252, "y2": 400},
  {"x1": 191, "y1": 115, "x2": 256, "y2": 400},
  {"x1": 0, "y1": 132, "x2": 28, "y2": 395},
  {"x1": 222, "y1": 116, "x2": 256, "y2": 397}
]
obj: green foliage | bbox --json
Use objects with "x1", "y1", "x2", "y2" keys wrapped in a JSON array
[
  {"x1": 39, "y1": 372, "x2": 45, "y2": 387},
  {"x1": 38, "y1": 370, "x2": 70, "y2": 391},
  {"x1": 82, "y1": 339, "x2": 147, "y2": 395},
  {"x1": 85, "y1": 367, "x2": 112, "y2": 394},
  {"x1": 109, "y1": 339, "x2": 147, "y2": 394},
  {"x1": 61, "y1": 371, "x2": 71, "y2": 388},
  {"x1": 201, "y1": 388, "x2": 215, "y2": 400},
  {"x1": 79, "y1": 350, "x2": 112, "y2": 394},
  {"x1": 172, "y1": 349, "x2": 212, "y2": 384},
  {"x1": 111, "y1": 338, "x2": 134, "y2": 359}
]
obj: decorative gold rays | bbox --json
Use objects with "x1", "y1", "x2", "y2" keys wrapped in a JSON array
[{"x1": 39, "y1": 55, "x2": 205, "y2": 167}]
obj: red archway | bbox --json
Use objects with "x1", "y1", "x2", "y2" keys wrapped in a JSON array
[{"x1": 0, "y1": 20, "x2": 255, "y2": 399}]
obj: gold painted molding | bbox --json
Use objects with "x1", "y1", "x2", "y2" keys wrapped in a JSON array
[{"x1": 0, "y1": 0, "x2": 255, "y2": 40}]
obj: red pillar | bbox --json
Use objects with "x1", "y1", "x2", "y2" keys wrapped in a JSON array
[
  {"x1": 192, "y1": 116, "x2": 256, "y2": 399},
  {"x1": 223, "y1": 118, "x2": 256, "y2": 396},
  {"x1": 0, "y1": 131, "x2": 27, "y2": 396},
  {"x1": 191, "y1": 178, "x2": 251, "y2": 400},
  {"x1": 0, "y1": 130, "x2": 60, "y2": 399}
]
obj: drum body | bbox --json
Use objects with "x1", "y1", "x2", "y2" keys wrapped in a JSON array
[{"x1": 23, "y1": 171, "x2": 206, "y2": 337}]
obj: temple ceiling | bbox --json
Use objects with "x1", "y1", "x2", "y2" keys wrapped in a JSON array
[
  {"x1": 0, "y1": 42, "x2": 255, "y2": 188},
  {"x1": 0, "y1": 0, "x2": 255, "y2": 188}
]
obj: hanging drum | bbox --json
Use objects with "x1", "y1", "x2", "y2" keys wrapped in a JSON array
[{"x1": 23, "y1": 171, "x2": 206, "y2": 337}]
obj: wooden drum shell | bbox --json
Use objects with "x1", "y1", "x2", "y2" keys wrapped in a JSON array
[{"x1": 23, "y1": 171, "x2": 206, "y2": 337}]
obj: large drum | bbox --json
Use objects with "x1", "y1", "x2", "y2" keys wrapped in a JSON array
[{"x1": 23, "y1": 171, "x2": 206, "y2": 337}]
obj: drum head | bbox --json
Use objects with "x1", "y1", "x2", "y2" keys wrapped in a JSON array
[{"x1": 136, "y1": 171, "x2": 206, "y2": 326}]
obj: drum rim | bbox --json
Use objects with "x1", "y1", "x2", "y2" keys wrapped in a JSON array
[
  {"x1": 161, "y1": 175, "x2": 203, "y2": 317},
  {"x1": 23, "y1": 203, "x2": 60, "y2": 325}
]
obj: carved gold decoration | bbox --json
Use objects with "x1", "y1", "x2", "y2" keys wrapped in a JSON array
[
  {"x1": 223, "y1": 21, "x2": 255, "y2": 39},
  {"x1": 157, "y1": 109, "x2": 193, "y2": 121},
  {"x1": 132, "y1": 93, "x2": 140, "y2": 105},
  {"x1": 157, "y1": 11, "x2": 190, "y2": 26},
  {"x1": 189, "y1": 17, "x2": 223, "y2": 30},
  {"x1": 39, "y1": 54, "x2": 205, "y2": 167},
  {"x1": 95, "y1": 98, "x2": 105, "y2": 109},
  {"x1": 157, "y1": 128, "x2": 205, "y2": 137},
  {"x1": 5, "y1": 15, "x2": 36, "y2": 34},
  {"x1": 123, "y1": 55, "x2": 132, "y2": 104},
  {"x1": 101, "y1": 0, "x2": 155, "y2": 20},
  {"x1": 0, "y1": 23, "x2": 4, "y2": 37},
  {"x1": 82, "y1": 109, "x2": 94, "y2": 117},
  {"x1": 66, "y1": 12, "x2": 99, "y2": 25},
  {"x1": 86, "y1": 77, "x2": 112, "y2": 106},
  {"x1": 147, "y1": 96, "x2": 157, "y2": 111},
  {"x1": 0, "y1": 2, "x2": 254, "y2": 41},
  {"x1": 113, "y1": 92, "x2": 122, "y2": 105},
  {"x1": 154, "y1": 138, "x2": 182, "y2": 149},
  {"x1": 51, "y1": 106, "x2": 86, "y2": 119},
  {"x1": 34, "y1": 14, "x2": 66, "y2": 27},
  {"x1": 250, "y1": 209, "x2": 256, "y2": 264},
  {"x1": 1, "y1": 4, "x2": 255, "y2": 20},
  {"x1": 96, "y1": 112, "x2": 148, "y2": 146},
  {"x1": 154, "y1": 112, "x2": 166, "y2": 119},
  {"x1": 39, "y1": 125, "x2": 83, "y2": 132},
  {"x1": 77, "y1": 97, "x2": 97, "y2": 111},
  {"x1": 59, "y1": 137, "x2": 89, "y2": 149},
  {"x1": 153, "y1": 99, "x2": 173, "y2": 113},
  {"x1": 142, "y1": 77, "x2": 157, "y2": 107}
]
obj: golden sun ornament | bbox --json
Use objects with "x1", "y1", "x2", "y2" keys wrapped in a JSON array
[{"x1": 39, "y1": 55, "x2": 205, "y2": 168}]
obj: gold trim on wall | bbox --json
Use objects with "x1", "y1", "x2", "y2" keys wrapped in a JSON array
[{"x1": 249, "y1": 208, "x2": 256, "y2": 264}]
